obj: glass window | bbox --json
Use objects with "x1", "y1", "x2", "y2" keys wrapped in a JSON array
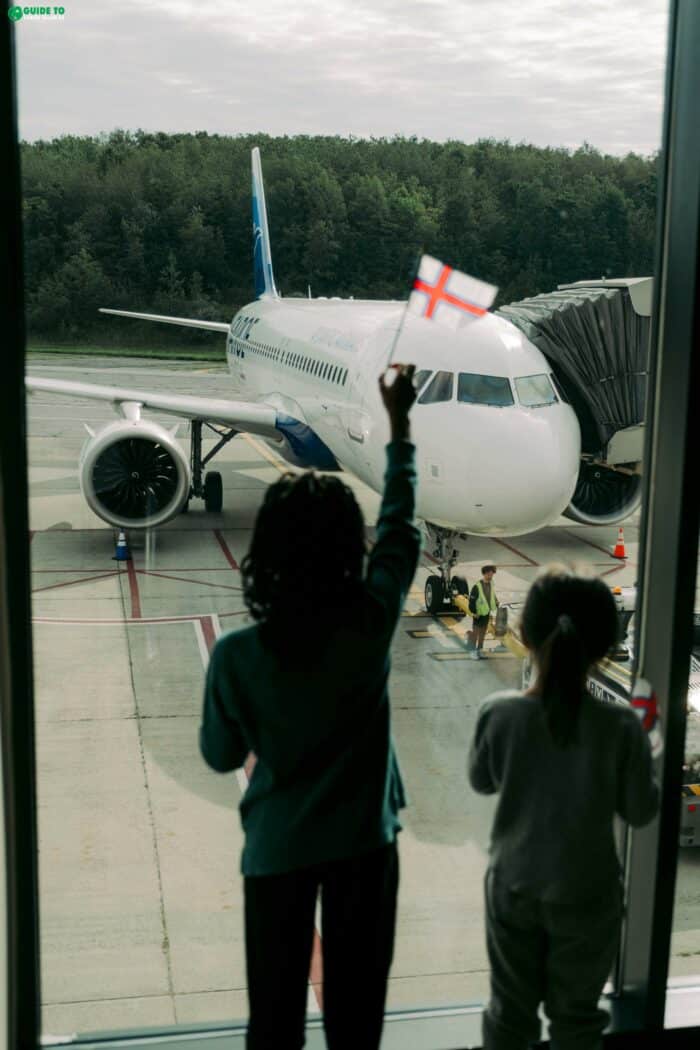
[
  {"x1": 514, "y1": 374, "x2": 558, "y2": 407},
  {"x1": 457, "y1": 372, "x2": 514, "y2": 407},
  {"x1": 418, "y1": 370, "x2": 454, "y2": 404},
  {"x1": 413, "y1": 368, "x2": 432, "y2": 394}
]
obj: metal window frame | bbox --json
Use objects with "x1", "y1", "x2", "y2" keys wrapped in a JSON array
[
  {"x1": 614, "y1": 0, "x2": 700, "y2": 1033},
  {"x1": 1, "y1": 9, "x2": 42, "y2": 1050},
  {"x1": 2, "y1": 1, "x2": 700, "y2": 1047}
]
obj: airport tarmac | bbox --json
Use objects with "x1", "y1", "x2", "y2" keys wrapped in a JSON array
[{"x1": 25, "y1": 354, "x2": 700, "y2": 1037}]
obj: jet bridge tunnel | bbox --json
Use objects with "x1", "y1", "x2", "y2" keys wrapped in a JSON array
[{"x1": 497, "y1": 277, "x2": 652, "y2": 526}]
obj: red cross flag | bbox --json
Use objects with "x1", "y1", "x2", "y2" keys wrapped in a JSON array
[
  {"x1": 408, "y1": 255, "x2": 498, "y2": 330},
  {"x1": 630, "y1": 677, "x2": 663, "y2": 759}
]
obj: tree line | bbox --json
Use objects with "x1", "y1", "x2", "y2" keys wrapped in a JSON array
[{"x1": 20, "y1": 130, "x2": 658, "y2": 347}]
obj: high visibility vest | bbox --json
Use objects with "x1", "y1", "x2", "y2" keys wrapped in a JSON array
[{"x1": 473, "y1": 580, "x2": 498, "y2": 618}]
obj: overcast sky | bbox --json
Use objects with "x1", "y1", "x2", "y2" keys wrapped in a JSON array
[{"x1": 14, "y1": 0, "x2": 669, "y2": 155}]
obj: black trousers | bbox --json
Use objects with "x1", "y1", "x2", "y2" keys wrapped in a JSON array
[{"x1": 244, "y1": 841, "x2": 399, "y2": 1050}]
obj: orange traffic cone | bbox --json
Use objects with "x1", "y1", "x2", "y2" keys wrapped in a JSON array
[{"x1": 612, "y1": 526, "x2": 626, "y2": 559}]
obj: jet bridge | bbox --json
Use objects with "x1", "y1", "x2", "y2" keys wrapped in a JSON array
[{"x1": 497, "y1": 278, "x2": 652, "y2": 524}]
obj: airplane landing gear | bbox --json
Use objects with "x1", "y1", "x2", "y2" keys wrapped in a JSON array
[
  {"x1": 188, "y1": 420, "x2": 238, "y2": 512},
  {"x1": 424, "y1": 524, "x2": 469, "y2": 615}
]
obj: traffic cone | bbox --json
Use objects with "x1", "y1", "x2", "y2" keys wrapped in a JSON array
[
  {"x1": 113, "y1": 531, "x2": 131, "y2": 561},
  {"x1": 612, "y1": 526, "x2": 626, "y2": 559}
]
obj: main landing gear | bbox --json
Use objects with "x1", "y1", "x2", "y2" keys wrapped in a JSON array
[
  {"x1": 184, "y1": 420, "x2": 238, "y2": 513},
  {"x1": 423, "y1": 524, "x2": 469, "y2": 615}
]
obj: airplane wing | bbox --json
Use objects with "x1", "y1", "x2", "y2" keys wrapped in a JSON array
[
  {"x1": 25, "y1": 376, "x2": 282, "y2": 441},
  {"x1": 99, "y1": 308, "x2": 230, "y2": 333}
]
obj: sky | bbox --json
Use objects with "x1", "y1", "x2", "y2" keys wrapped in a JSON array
[{"x1": 14, "y1": 0, "x2": 669, "y2": 155}]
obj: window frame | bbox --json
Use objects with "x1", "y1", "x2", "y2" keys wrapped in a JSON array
[
  {"x1": 457, "y1": 371, "x2": 515, "y2": 408},
  {"x1": 613, "y1": 0, "x2": 700, "y2": 1028},
  {"x1": 3, "y1": 1, "x2": 700, "y2": 1045}
]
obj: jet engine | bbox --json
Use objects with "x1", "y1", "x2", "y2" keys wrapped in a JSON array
[
  {"x1": 563, "y1": 460, "x2": 642, "y2": 526},
  {"x1": 79, "y1": 419, "x2": 191, "y2": 529}
]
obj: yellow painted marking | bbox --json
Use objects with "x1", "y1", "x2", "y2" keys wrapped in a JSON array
[
  {"x1": 690, "y1": 784, "x2": 700, "y2": 797},
  {"x1": 241, "y1": 432, "x2": 288, "y2": 474},
  {"x1": 409, "y1": 629, "x2": 434, "y2": 638},
  {"x1": 431, "y1": 651, "x2": 474, "y2": 662}
]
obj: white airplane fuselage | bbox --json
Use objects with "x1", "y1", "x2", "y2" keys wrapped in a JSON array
[{"x1": 224, "y1": 296, "x2": 581, "y2": 536}]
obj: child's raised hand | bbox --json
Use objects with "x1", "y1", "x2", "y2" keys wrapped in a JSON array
[{"x1": 378, "y1": 364, "x2": 417, "y2": 425}]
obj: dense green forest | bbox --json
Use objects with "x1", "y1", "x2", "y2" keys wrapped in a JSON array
[{"x1": 20, "y1": 131, "x2": 658, "y2": 347}]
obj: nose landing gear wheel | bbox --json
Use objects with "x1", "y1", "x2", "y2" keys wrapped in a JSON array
[
  {"x1": 425, "y1": 574, "x2": 445, "y2": 615},
  {"x1": 204, "y1": 471, "x2": 223, "y2": 513}
]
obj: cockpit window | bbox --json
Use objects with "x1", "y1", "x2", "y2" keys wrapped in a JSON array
[
  {"x1": 550, "y1": 373, "x2": 570, "y2": 404},
  {"x1": 418, "y1": 370, "x2": 454, "y2": 404},
  {"x1": 413, "y1": 369, "x2": 432, "y2": 395},
  {"x1": 514, "y1": 374, "x2": 558, "y2": 407},
  {"x1": 458, "y1": 373, "x2": 514, "y2": 407}
]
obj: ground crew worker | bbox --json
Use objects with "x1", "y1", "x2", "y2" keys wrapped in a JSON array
[
  {"x1": 468, "y1": 568, "x2": 659, "y2": 1049},
  {"x1": 467, "y1": 564, "x2": 498, "y2": 659}
]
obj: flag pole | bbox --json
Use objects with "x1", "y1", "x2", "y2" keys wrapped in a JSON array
[{"x1": 385, "y1": 251, "x2": 422, "y2": 370}]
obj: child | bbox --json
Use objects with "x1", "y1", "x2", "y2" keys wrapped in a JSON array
[
  {"x1": 469, "y1": 568, "x2": 659, "y2": 1050},
  {"x1": 200, "y1": 365, "x2": 420, "y2": 1050}
]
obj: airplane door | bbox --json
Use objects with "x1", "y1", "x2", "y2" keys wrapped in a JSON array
[{"x1": 340, "y1": 332, "x2": 390, "y2": 484}]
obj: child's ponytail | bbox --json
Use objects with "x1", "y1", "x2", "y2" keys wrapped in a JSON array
[{"x1": 522, "y1": 570, "x2": 619, "y2": 746}]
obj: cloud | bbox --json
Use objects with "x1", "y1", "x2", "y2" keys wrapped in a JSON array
[{"x1": 15, "y1": 0, "x2": 668, "y2": 154}]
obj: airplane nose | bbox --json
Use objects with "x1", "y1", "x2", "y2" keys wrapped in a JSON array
[{"x1": 471, "y1": 405, "x2": 580, "y2": 534}]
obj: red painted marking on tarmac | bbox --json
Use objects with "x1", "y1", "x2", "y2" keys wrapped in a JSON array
[
  {"x1": 214, "y1": 529, "x2": 239, "y2": 571},
  {"x1": 200, "y1": 616, "x2": 217, "y2": 655},
  {"x1": 565, "y1": 529, "x2": 622, "y2": 560},
  {"x1": 492, "y1": 537, "x2": 539, "y2": 566},
  {"x1": 600, "y1": 564, "x2": 626, "y2": 579},
  {"x1": 32, "y1": 571, "x2": 119, "y2": 594},
  {"x1": 140, "y1": 569, "x2": 241, "y2": 592},
  {"x1": 309, "y1": 931, "x2": 324, "y2": 1010},
  {"x1": 126, "y1": 560, "x2": 142, "y2": 619}
]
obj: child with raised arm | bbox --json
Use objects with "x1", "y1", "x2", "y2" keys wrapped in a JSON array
[
  {"x1": 469, "y1": 568, "x2": 659, "y2": 1050},
  {"x1": 200, "y1": 365, "x2": 420, "y2": 1050}
]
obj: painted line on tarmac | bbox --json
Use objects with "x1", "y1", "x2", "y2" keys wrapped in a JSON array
[
  {"x1": 32, "y1": 570, "x2": 119, "y2": 594},
  {"x1": 32, "y1": 611, "x2": 248, "y2": 626},
  {"x1": 564, "y1": 529, "x2": 623, "y2": 560},
  {"x1": 214, "y1": 529, "x2": 240, "y2": 571},
  {"x1": 126, "y1": 559, "x2": 142, "y2": 618},
  {"x1": 141, "y1": 568, "x2": 241, "y2": 592},
  {"x1": 492, "y1": 537, "x2": 539, "y2": 566},
  {"x1": 241, "y1": 432, "x2": 288, "y2": 474}
]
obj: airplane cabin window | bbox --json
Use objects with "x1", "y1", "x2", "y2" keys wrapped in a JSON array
[
  {"x1": 514, "y1": 374, "x2": 558, "y2": 407},
  {"x1": 417, "y1": 370, "x2": 454, "y2": 404},
  {"x1": 457, "y1": 372, "x2": 514, "y2": 407}
]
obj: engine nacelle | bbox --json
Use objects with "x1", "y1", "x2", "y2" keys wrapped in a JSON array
[
  {"x1": 79, "y1": 419, "x2": 191, "y2": 529},
  {"x1": 563, "y1": 460, "x2": 642, "y2": 526}
]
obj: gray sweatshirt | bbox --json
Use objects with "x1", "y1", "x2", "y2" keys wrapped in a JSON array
[{"x1": 469, "y1": 690, "x2": 659, "y2": 902}]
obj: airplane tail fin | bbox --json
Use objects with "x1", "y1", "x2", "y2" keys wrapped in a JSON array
[{"x1": 251, "y1": 147, "x2": 279, "y2": 299}]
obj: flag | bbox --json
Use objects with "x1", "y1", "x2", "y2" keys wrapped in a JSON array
[
  {"x1": 631, "y1": 677, "x2": 663, "y2": 759},
  {"x1": 407, "y1": 254, "x2": 498, "y2": 330}
]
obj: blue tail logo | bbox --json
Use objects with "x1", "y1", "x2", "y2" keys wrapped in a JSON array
[{"x1": 251, "y1": 148, "x2": 278, "y2": 299}]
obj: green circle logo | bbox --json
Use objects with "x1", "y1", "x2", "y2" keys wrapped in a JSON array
[{"x1": 8, "y1": 6, "x2": 24, "y2": 20}]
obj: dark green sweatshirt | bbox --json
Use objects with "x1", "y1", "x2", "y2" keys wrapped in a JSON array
[{"x1": 200, "y1": 441, "x2": 421, "y2": 876}]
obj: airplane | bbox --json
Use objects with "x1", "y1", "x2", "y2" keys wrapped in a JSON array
[{"x1": 26, "y1": 148, "x2": 644, "y2": 613}]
